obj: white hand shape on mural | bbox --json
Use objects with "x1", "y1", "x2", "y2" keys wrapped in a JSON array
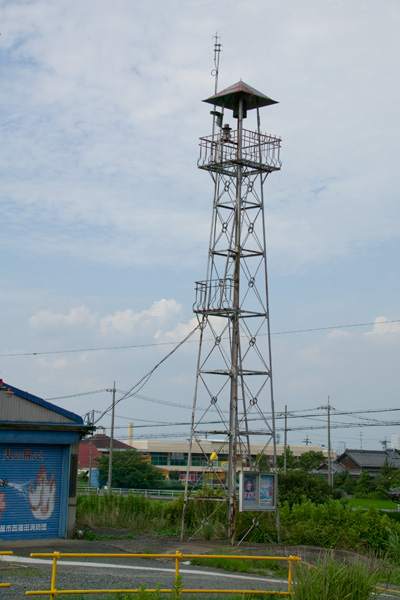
[{"x1": 29, "y1": 465, "x2": 56, "y2": 520}]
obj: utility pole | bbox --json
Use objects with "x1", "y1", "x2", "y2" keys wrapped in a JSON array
[
  {"x1": 319, "y1": 397, "x2": 333, "y2": 487},
  {"x1": 88, "y1": 409, "x2": 95, "y2": 487},
  {"x1": 107, "y1": 383, "x2": 116, "y2": 492},
  {"x1": 284, "y1": 405, "x2": 288, "y2": 473},
  {"x1": 302, "y1": 436, "x2": 311, "y2": 446}
]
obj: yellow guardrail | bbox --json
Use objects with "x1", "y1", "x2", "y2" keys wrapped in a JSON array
[
  {"x1": 26, "y1": 551, "x2": 301, "y2": 598},
  {"x1": 0, "y1": 551, "x2": 13, "y2": 588}
]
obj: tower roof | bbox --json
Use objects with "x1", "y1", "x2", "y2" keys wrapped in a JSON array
[{"x1": 203, "y1": 80, "x2": 278, "y2": 111}]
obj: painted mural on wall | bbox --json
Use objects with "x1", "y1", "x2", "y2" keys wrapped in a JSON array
[{"x1": 0, "y1": 444, "x2": 63, "y2": 539}]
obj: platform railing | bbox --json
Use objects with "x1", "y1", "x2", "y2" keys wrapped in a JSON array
[
  {"x1": 0, "y1": 551, "x2": 13, "y2": 588},
  {"x1": 26, "y1": 551, "x2": 301, "y2": 598}
]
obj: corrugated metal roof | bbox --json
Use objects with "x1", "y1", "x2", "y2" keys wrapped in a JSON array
[
  {"x1": 203, "y1": 80, "x2": 278, "y2": 111},
  {"x1": 0, "y1": 381, "x2": 83, "y2": 424}
]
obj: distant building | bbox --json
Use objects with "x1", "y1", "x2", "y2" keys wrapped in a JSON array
[
  {"x1": 0, "y1": 379, "x2": 90, "y2": 541},
  {"x1": 78, "y1": 433, "x2": 135, "y2": 486},
  {"x1": 80, "y1": 433, "x2": 131, "y2": 454},
  {"x1": 127, "y1": 439, "x2": 330, "y2": 482},
  {"x1": 316, "y1": 448, "x2": 400, "y2": 481}
]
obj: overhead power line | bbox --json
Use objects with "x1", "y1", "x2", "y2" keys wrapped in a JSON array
[
  {"x1": 94, "y1": 323, "x2": 201, "y2": 425},
  {"x1": 1, "y1": 318, "x2": 399, "y2": 358},
  {"x1": 46, "y1": 389, "x2": 108, "y2": 401}
]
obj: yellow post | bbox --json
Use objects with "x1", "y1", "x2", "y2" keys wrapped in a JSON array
[
  {"x1": 287, "y1": 555, "x2": 301, "y2": 595},
  {"x1": 175, "y1": 551, "x2": 181, "y2": 579},
  {"x1": 0, "y1": 552, "x2": 13, "y2": 588},
  {"x1": 49, "y1": 552, "x2": 59, "y2": 600},
  {"x1": 287, "y1": 558, "x2": 292, "y2": 594}
]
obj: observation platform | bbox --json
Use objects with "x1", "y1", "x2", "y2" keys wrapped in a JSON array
[{"x1": 198, "y1": 128, "x2": 281, "y2": 175}]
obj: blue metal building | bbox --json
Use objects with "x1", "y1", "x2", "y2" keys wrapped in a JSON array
[{"x1": 0, "y1": 379, "x2": 90, "y2": 540}]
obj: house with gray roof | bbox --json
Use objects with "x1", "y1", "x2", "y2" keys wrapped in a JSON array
[
  {"x1": 336, "y1": 448, "x2": 400, "y2": 477},
  {"x1": 314, "y1": 448, "x2": 400, "y2": 481}
]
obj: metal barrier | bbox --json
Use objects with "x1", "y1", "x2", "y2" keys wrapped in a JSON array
[
  {"x1": 78, "y1": 487, "x2": 184, "y2": 498},
  {"x1": 0, "y1": 551, "x2": 13, "y2": 588},
  {"x1": 26, "y1": 551, "x2": 301, "y2": 598}
]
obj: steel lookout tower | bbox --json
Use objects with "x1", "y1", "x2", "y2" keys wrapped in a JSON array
[{"x1": 182, "y1": 80, "x2": 282, "y2": 544}]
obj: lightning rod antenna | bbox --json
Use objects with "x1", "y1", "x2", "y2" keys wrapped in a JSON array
[
  {"x1": 211, "y1": 32, "x2": 222, "y2": 94},
  {"x1": 211, "y1": 33, "x2": 222, "y2": 137}
]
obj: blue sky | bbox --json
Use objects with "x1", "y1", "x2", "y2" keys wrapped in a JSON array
[{"x1": 1, "y1": 0, "x2": 400, "y2": 452}]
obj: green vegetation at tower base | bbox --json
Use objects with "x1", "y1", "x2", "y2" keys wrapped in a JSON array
[{"x1": 77, "y1": 491, "x2": 400, "y2": 556}]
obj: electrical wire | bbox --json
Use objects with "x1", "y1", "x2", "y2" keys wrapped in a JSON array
[
  {"x1": 93, "y1": 322, "x2": 201, "y2": 424},
  {"x1": 1, "y1": 318, "x2": 398, "y2": 358},
  {"x1": 46, "y1": 389, "x2": 108, "y2": 401}
]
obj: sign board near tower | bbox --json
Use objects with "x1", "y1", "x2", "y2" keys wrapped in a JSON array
[{"x1": 239, "y1": 471, "x2": 276, "y2": 512}]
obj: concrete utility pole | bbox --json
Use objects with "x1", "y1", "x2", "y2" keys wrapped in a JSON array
[
  {"x1": 320, "y1": 398, "x2": 333, "y2": 487},
  {"x1": 284, "y1": 405, "x2": 288, "y2": 473},
  {"x1": 107, "y1": 382, "x2": 116, "y2": 491},
  {"x1": 88, "y1": 409, "x2": 95, "y2": 486}
]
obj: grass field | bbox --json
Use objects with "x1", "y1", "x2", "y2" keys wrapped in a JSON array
[{"x1": 346, "y1": 498, "x2": 399, "y2": 510}]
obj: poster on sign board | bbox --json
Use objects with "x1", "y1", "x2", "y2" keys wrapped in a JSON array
[{"x1": 239, "y1": 471, "x2": 276, "y2": 512}]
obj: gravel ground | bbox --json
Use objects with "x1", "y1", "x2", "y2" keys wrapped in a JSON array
[
  {"x1": 0, "y1": 534, "x2": 290, "y2": 599},
  {"x1": 2, "y1": 533, "x2": 400, "y2": 599},
  {"x1": 2, "y1": 560, "x2": 289, "y2": 599}
]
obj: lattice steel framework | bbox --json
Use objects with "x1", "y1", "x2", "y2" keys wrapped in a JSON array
[{"x1": 181, "y1": 81, "x2": 282, "y2": 544}]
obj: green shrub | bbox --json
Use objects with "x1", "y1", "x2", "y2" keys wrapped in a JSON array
[
  {"x1": 278, "y1": 499, "x2": 400, "y2": 554},
  {"x1": 78, "y1": 489, "x2": 400, "y2": 555}
]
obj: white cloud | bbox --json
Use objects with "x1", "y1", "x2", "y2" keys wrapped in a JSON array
[
  {"x1": 365, "y1": 317, "x2": 400, "y2": 337},
  {"x1": 1, "y1": 0, "x2": 399, "y2": 273},
  {"x1": 29, "y1": 306, "x2": 96, "y2": 331},
  {"x1": 100, "y1": 299, "x2": 183, "y2": 337},
  {"x1": 155, "y1": 317, "x2": 199, "y2": 341}
]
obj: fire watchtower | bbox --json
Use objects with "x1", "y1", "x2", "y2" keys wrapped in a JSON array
[
  {"x1": 198, "y1": 81, "x2": 281, "y2": 176},
  {"x1": 182, "y1": 80, "x2": 281, "y2": 544}
]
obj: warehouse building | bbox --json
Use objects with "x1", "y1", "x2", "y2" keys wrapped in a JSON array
[
  {"x1": 0, "y1": 380, "x2": 90, "y2": 540},
  {"x1": 128, "y1": 439, "x2": 329, "y2": 482}
]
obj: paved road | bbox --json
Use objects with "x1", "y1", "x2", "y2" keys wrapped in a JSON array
[
  {"x1": 2, "y1": 537, "x2": 400, "y2": 599},
  {"x1": 0, "y1": 537, "x2": 289, "y2": 598}
]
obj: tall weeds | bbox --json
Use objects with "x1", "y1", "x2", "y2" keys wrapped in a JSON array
[
  {"x1": 77, "y1": 492, "x2": 400, "y2": 557},
  {"x1": 291, "y1": 554, "x2": 381, "y2": 600},
  {"x1": 77, "y1": 493, "x2": 170, "y2": 532}
]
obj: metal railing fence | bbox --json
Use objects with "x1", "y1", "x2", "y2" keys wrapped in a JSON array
[
  {"x1": 26, "y1": 550, "x2": 300, "y2": 599},
  {"x1": 78, "y1": 487, "x2": 184, "y2": 498},
  {"x1": 0, "y1": 551, "x2": 13, "y2": 588}
]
